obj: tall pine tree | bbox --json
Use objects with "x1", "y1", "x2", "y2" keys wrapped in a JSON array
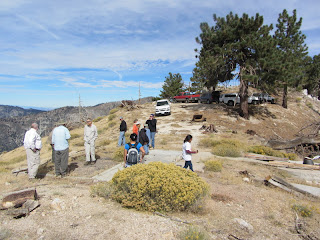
[
  {"x1": 274, "y1": 9, "x2": 308, "y2": 108},
  {"x1": 160, "y1": 72, "x2": 184, "y2": 98},
  {"x1": 195, "y1": 12, "x2": 273, "y2": 119}
]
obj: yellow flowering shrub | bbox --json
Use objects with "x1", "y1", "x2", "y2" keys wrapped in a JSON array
[
  {"x1": 204, "y1": 160, "x2": 223, "y2": 172},
  {"x1": 111, "y1": 162, "x2": 209, "y2": 212},
  {"x1": 248, "y1": 145, "x2": 297, "y2": 160}
]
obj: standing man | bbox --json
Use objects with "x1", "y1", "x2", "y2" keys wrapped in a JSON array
[
  {"x1": 139, "y1": 124, "x2": 149, "y2": 157},
  {"x1": 23, "y1": 123, "x2": 42, "y2": 180},
  {"x1": 84, "y1": 118, "x2": 98, "y2": 165},
  {"x1": 146, "y1": 114, "x2": 157, "y2": 149},
  {"x1": 52, "y1": 121, "x2": 71, "y2": 177},
  {"x1": 47, "y1": 125, "x2": 56, "y2": 163},
  {"x1": 118, "y1": 116, "x2": 127, "y2": 147}
]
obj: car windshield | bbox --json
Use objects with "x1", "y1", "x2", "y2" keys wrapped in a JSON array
[{"x1": 157, "y1": 101, "x2": 168, "y2": 106}]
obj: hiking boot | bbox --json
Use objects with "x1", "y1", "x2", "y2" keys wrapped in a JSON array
[{"x1": 84, "y1": 161, "x2": 91, "y2": 166}]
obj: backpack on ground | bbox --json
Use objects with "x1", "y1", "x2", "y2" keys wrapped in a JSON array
[{"x1": 126, "y1": 142, "x2": 139, "y2": 165}]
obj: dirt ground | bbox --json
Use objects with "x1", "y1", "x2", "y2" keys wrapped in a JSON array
[{"x1": 1, "y1": 90, "x2": 320, "y2": 240}]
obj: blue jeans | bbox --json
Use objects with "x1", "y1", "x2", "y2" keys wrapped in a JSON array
[
  {"x1": 118, "y1": 131, "x2": 126, "y2": 146},
  {"x1": 183, "y1": 161, "x2": 193, "y2": 171},
  {"x1": 143, "y1": 144, "x2": 149, "y2": 154},
  {"x1": 150, "y1": 132, "x2": 156, "y2": 148}
]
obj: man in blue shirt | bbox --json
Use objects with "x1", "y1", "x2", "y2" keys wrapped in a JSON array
[{"x1": 52, "y1": 121, "x2": 71, "y2": 177}]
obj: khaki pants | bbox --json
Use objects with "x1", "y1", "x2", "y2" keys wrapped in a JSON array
[
  {"x1": 85, "y1": 141, "x2": 96, "y2": 162},
  {"x1": 26, "y1": 148, "x2": 40, "y2": 179}
]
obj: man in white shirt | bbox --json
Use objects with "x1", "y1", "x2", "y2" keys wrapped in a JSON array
[
  {"x1": 84, "y1": 118, "x2": 98, "y2": 165},
  {"x1": 23, "y1": 123, "x2": 42, "y2": 180}
]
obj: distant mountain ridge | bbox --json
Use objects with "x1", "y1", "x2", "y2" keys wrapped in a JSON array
[
  {"x1": 0, "y1": 97, "x2": 153, "y2": 153},
  {"x1": 0, "y1": 105, "x2": 44, "y2": 119}
]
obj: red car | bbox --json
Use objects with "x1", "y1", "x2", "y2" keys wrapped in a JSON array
[{"x1": 173, "y1": 92, "x2": 200, "y2": 103}]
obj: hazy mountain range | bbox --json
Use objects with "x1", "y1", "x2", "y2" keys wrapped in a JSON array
[{"x1": 0, "y1": 97, "x2": 152, "y2": 153}]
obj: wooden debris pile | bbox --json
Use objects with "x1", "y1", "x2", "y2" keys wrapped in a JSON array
[
  {"x1": 192, "y1": 114, "x2": 206, "y2": 122},
  {"x1": 1, "y1": 188, "x2": 40, "y2": 218},
  {"x1": 200, "y1": 124, "x2": 217, "y2": 133},
  {"x1": 120, "y1": 100, "x2": 139, "y2": 111}
]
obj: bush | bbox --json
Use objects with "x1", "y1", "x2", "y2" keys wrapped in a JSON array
[
  {"x1": 306, "y1": 102, "x2": 313, "y2": 109},
  {"x1": 71, "y1": 133, "x2": 81, "y2": 139},
  {"x1": 108, "y1": 121, "x2": 116, "y2": 128},
  {"x1": 296, "y1": 97, "x2": 302, "y2": 103},
  {"x1": 108, "y1": 114, "x2": 116, "y2": 121},
  {"x1": 204, "y1": 160, "x2": 223, "y2": 172},
  {"x1": 292, "y1": 204, "x2": 313, "y2": 217},
  {"x1": 248, "y1": 145, "x2": 298, "y2": 160},
  {"x1": 113, "y1": 147, "x2": 124, "y2": 162},
  {"x1": 91, "y1": 182, "x2": 114, "y2": 198},
  {"x1": 93, "y1": 116, "x2": 103, "y2": 122},
  {"x1": 109, "y1": 108, "x2": 119, "y2": 114},
  {"x1": 178, "y1": 226, "x2": 209, "y2": 240},
  {"x1": 111, "y1": 162, "x2": 209, "y2": 211},
  {"x1": 212, "y1": 144, "x2": 241, "y2": 157}
]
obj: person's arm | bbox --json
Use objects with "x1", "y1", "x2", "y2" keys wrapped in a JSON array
[
  {"x1": 139, "y1": 146, "x2": 145, "y2": 160},
  {"x1": 66, "y1": 129, "x2": 71, "y2": 140},
  {"x1": 94, "y1": 125, "x2": 98, "y2": 141},
  {"x1": 84, "y1": 127, "x2": 87, "y2": 142},
  {"x1": 124, "y1": 148, "x2": 128, "y2": 166},
  {"x1": 186, "y1": 142, "x2": 198, "y2": 154},
  {"x1": 186, "y1": 150, "x2": 198, "y2": 154}
]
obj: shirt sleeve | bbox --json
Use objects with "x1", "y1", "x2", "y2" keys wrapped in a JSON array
[
  {"x1": 35, "y1": 133, "x2": 42, "y2": 149},
  {"x1": 65, "y1": 129, "x2": 71, "y2": 140},
  {"x1": 94, "y1": 125, "x2": 98, "y2": 140},
  {"x1": 124, "y1": 144, "x2": 129, "y2": 150},
  {"x1": 185, "y1": 142, "x2": 191, "y2": 151}
]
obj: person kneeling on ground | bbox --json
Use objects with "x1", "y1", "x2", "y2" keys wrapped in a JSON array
[
  {"x1": 182, "y1": 134, "x2": 198, "y2": 172},
  {"x1": 124, "y1": 133, "x2": 145, "y2": 168}
]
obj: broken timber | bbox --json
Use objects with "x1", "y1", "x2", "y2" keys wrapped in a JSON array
[
  {"x1": 265, "y1": 176, "x2": 320, "y2": 199},
  {"x1": 267, "y1": 161, "x2": 320, "y2": 170},
  {"x1": 2, "y1": 188, "x2": 38, "y2": 209},
  {"x1": 245, "y1": 153, "x2": 289, "y2": 162}
]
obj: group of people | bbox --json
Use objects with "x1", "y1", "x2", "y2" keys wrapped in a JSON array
[
  {"x1": 23, "y1": 112, "x2": 198, "y2": 180},
  {"x1": 24, "y1": 121, "x2": 71, "y2": 180}
]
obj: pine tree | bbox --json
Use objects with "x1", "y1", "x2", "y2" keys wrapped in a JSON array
[
  {"x1": 160, "y1": 72, "x2": 184, "y2": 98},
  {"x1": 194, "y1": 12, "x2": 273, "y2": 119},
  {"x1": 274, "y1": 9, "x2": 308, "y2": 108},
  {"x1": 305, "y1": 54, "x2": 320, "y2": 99}
]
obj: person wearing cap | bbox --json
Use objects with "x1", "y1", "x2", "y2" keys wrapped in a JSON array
[
  {"x1": 52, "y1": 121, "x2": 71, "y2": 177},
  {"x1": 23, "y1": 123, "x2": 42, "y2": 180},
  {"x1": 84, "y1": 118, "x2": 98, "y2": 165},
  {"x1": 139, "y1": 124, "x2": 149, "y2": 157},
  {"x1": 132, "y1": 120, "x2": 140, "y2": 141},
  {"x1": 118, "y1": 116, "x2": 127, "y2": 147},
  {"x1": 146, "y1": 114, "x2": 157, "y2": 149}
]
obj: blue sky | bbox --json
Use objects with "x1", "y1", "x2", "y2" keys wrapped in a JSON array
[{"x1": 0, "y1": 0, "x2": 319, "y2": 108}]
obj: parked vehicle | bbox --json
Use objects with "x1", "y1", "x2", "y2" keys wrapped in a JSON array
[
  {"x1": 219, "y1": 93, "x2": 260, "y2": 106},
  {"x1": 155, "y1": 99, "x2": 171, "y2": 116},
  {"x1": 200, "y1": 91, "x2": 222, "y2": 104},
  {"x1": 253, "y1": 93, "x2": 275, "y2": 104},
  {"x1": 173, "y1": 92, "x2": 200, "y2": 103},
  {"x1": 219, "y1": 93, "x2": 240, "y2": 106}
]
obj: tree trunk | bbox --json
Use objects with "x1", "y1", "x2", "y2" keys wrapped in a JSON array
[
  {"x1": 239, "y1": 69, "x2": 249, "y2": 120},
  {"x1": 282, "y1": 83, "x2": 288, "y2": 108}
]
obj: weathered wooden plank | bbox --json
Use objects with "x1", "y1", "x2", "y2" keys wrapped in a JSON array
[{"x1": 2, "y1": 188, "x2": 37, "y2": 209}]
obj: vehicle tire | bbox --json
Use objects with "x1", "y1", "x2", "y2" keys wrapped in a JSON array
[
  {"x1": 271, "y1": 99, "x2": 275, "y2": 104},
  {"x1": 253, "y1": 100, "x2": 258, "y2": 105},
  {"x1": 173, "y1": 98, "x2": 177, "y2": 103},
  {"x1": 227, "y1": 100, "x2": 234, "y2": 106},
  {"x1": 168, "y1": 112, "x2": 171, "y2": 115},
  {"x1": 186, "y1": 98, "x2": 189, "y2": 103},
  {"x1": 206, "y1": 99, "x2": 210, "y2": 104}
]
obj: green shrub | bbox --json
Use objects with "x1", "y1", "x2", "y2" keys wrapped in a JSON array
[
  {"x1": 71, "y1": 133, "x2": 81, "y2": 139},
  {"x1": 296, "y1": 97, "x2": 302, "y2": 103},
  {"x1": 93, "y1": 116, "x2": 103, "y2": 122},
  {"x1": 111, "y1": 162, "x2": 209, "y2": 211},
  {"x1": 204, "y1": 160, "x2": 223, "y2": 172},
  {"x1": 108, "y1": 121, "x2": 116, "y2": 128},
  {"x1": 292, "y1": 204, "x2": 313, "y2": 217},
  {"x1": 109, "y1": 108, "x2": 119, "y2": 114},
  {"x1": 286, "y1": 153, "x2": 297, "y2": 160},
  {"x1": 306, "y1": 102, "x2": 313, "y2": 109},
  {"x1": 91, "y1": 182, "x2": 114, "y2": 198},
  {"x1": 113, "y1": 147, "x2": 124, "y2": 162},
  {"x1": 212, "y1": 144, "x2": 241, "y2": 157},
  {"x1": 108, "y1": 114, "x2": 116, "y2": 121},
  {"x1": 178, "y1": 226, "x2": 209, "y2": 240}
]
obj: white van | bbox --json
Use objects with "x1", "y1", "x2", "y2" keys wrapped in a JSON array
[{"x1": 155, "y1": 99, "x2": 171, "y2": 116}]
